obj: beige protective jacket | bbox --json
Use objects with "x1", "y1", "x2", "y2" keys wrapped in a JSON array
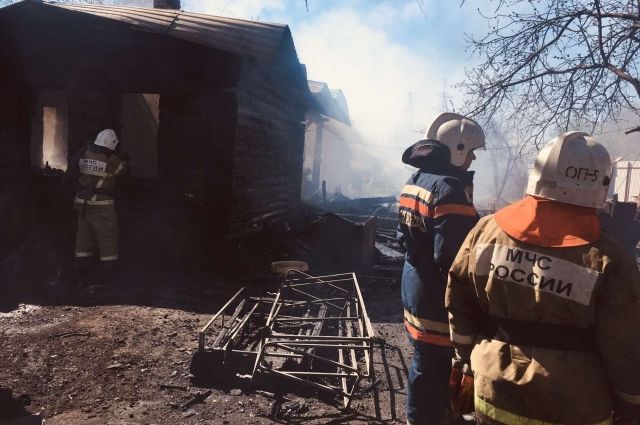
[
  {"x1": 74, "y1": 144, "x2": 127, "y2": 205},
  {"x1": 446, "y1": 200, "x2": 640, "y2": 425}
]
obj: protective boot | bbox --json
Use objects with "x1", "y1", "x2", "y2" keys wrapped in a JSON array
[
  {"x1": 84, "y1": 260, "x2": 118, "y2": 294},
  {"x1": 48, "y1": 257, "x2": 94, "y2": 294},
  {"x1": 73, "y1": 257, "x2": 95, "y2": 282}
]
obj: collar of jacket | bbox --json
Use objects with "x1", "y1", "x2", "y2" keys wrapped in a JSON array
[
  {"x1": 402, "y1": 139, "x2": 475, "y2": 185},
  {"x1": 494, "y1": 195, "x2": 600, "y2": 247},
  {"x1": 89, "y1": 144, "x2": 115, "y2": 156}
]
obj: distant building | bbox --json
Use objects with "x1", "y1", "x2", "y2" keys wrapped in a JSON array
[
  {"x1": 610, "y1": 160, "x2": 640, "y2": 202},
  {"x1": 303, "y1": 80, "x2": 388, "y2": 200}
]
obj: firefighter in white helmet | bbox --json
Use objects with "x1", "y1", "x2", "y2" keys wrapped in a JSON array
[
  {"x1": 399, "y1": 113, "x2": 485, "y2": 424},
  {"x1": 446, "y1": 132, "x2": 640, "y2": 424},
  {"x1": 71, "y1": 129, "x2": 128, "y2": 285}
]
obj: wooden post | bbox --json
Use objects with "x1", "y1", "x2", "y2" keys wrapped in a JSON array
[
  {"x1": 625, "y1": 162, "x2": 632, "y2": 202},
  {"x1": 311, "y1": 115, "x2": 325, "y2": 194},
  {"x1": 322, "y1": 180, "x2": 327, "y2": 204}
]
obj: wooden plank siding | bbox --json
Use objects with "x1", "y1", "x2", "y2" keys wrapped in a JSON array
[{"x1": 227, "y1": 56, "x2": 307, "y2": 237}]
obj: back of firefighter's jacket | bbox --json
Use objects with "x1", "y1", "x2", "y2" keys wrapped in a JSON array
[
  {"x1": 446, "y1": 214, "x2": 640, "y2": 425},
  {"x1": 399, "y1": 167, "x2": 478, "y2": 347},
  {"x1": 75, "y1": 145, "x2": 127, "y2": 206}
]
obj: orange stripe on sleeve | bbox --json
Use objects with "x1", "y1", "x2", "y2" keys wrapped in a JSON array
[
  {"x1": 405, "y1": 321, "x2": 453, "y2": 347},
  {"x1": 399, "y1": 196, "x2": 430, "y2": 216},
  {"x1": 431, "y1": 203, "x2": 477, "y2": 218}
]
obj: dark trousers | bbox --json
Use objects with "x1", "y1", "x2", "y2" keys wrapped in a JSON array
[{"x1": 407, "y1": 338, "x2": 454, "y2": 425}]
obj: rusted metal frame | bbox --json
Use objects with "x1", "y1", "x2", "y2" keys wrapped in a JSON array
[
  {"x1": 284, "y1": 271, "x2": 354, "y2": 283},
  {"x1": 353, "y1": 273, "x2": 375, "y2": 338},
  {"x1": 343, "y1": 304, "x2": 362, "y2": 409},
  {"x1": 283, "y1": 271, "x2": 355, "y2": 296},
  {"x1": 276, "y1": 297, "x2": 355, "y2": 307},
  {"x1": 297, "y1": 306, "x2": 312, "y2": 336},
  {"x1": 334, "y1": 276, "x2": 356, "y2": 407},
  {"x1": 338, "y1": 312, "x2": 349, "y2": 407},
  {"x1": 262, "y1": 368, "x2": 354, "y2": 403},
  {"x1": 264, "y1": 291, "x2": 282, "y2": 328},
  {"x1": 198, "y1": 287, "x2": 245, "y2": 351},
  {"x1": 223, "y1": 302, "x2": 259, "y2": 351},
  {"x1": 207, "y1": 272, "x2": 373, "y2": 408},
  {"x1": 284, "y1": 273, "x2": 353, "y2": 293},
  {"x1": 285, "y1": 277, "x2": 354, "y2": 285},
  {"x1": 274, "y1": 316, "x2": 361, "y2": 322},
  {"x1": 287, "y1": 282, "x2": 351, "y2": 295},
  {"x1": 341, "y1": 299, "x2": 365, "y2": 409},
  {"x1": 264, "y1": 342, "x2": 371, "y2": 350},
  {"x1": 310, "y1": 304, "x2": 327, "y2": 337},
  {"x1": 281, "y1": 371, "x2": 359, "y2": 377},
  {"x1": 352, "y1": 273, "x2": 375, "y2": 377},
  {"x1": 246, "y1": 296, "x2": 278, "y2": 303},
  {"x1": 284, "y1": 279, "x2": 353, "y2": 294},
  {"x1": 258, "y1": 351, "x2": 304, "y2": 359},
  {"x1": 354, "y1": 298, "x2": 373, "y2": 378},
  {"x1": 257, "y1": 341, "x2": 363, "y2": 407},
  {"x1": 251, "y1": 291, "x2": 282, "y2": 379},
  {"x1": 262, "y1": 342, "x2": 359, "y2": 373},
  {"x1": 354, "y1": 300, "x2": 370, "y2": 377},
  {"x1": 284, "y1": 286, "x2": 344, "y2": 310},
  {"x1": 253, "y1": 297, "x2": 356, "y2": 308},
  {"x1": 211, "y1": 298, "x2": 246, "y2": 348},
  {"x1": 345, "y1": 302, "x2": 359, "y2": 372},
  {"x1": 269, "y1": 333, "x2": 371, "y2": 342}
]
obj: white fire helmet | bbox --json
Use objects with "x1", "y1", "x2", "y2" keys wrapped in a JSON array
[
  {"x1": 526, "y1": 131, "x2": 612, "y2": 208},
  {"x1": 94, "y1": 129, "x2": 119, "y2": 151},
  {"x1": 426, "y1": 112, "x2": 486, "y2": 167}
]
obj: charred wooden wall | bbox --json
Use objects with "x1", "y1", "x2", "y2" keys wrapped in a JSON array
[
  {"x1": 0, "y1": 85, "x2": 31, "y2": 184},
  {"x1": 0, "y1": 1, "x2": 307, "y2": 254},
  {"x1": 228, "y1": 39, "x2": 307, "y2": 237}
]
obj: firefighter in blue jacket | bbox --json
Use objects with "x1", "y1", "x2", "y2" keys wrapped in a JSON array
[{"x1": 398, "y1": 113, "x2": 485, "y2": 425}]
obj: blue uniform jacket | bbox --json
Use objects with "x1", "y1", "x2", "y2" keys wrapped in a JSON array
[{"x1": 398, "y1": 140, "x2": 479, "y2": 346}]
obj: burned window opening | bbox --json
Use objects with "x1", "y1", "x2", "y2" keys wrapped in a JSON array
[{"x1": 30, "y1": 89, "x2": 69, "y2": 173}]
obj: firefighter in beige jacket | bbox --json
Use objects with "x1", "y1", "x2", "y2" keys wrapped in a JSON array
[
  {"x1": 446, "y1": 132, "x2": 640, "y2": 425},
  {"x1": 73, "y1": 129, "x2": 127, "y2": 265}
]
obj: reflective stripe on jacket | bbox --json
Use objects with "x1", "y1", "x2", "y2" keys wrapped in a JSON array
[
  {"x1": 446, "y1": 196, "x2": 640, "y2": 424},
  {"x1": 74, "y1": 145, "x2": 127, "y2": 206},
  {"x1": 399, "y1": 164, "x2": 479, "y2": 346}
]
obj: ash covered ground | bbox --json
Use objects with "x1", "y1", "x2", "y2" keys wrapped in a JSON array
[{"x1": 0, "y1": 230, "x2": 410, "y2": 425}]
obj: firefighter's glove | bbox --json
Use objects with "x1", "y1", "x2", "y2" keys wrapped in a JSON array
[{"x1": 449, "y1": 359, "x2": 474, "y2": 419}]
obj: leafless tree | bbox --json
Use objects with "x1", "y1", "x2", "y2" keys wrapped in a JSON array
[
  {"x1": 483, "y1": 117, "x2": 531, "y2": 207},
  {"x1": 461, "y1": 0, "x2": 640, "y2": 147}
]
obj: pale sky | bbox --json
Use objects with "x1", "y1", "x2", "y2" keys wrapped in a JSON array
[
  {"x1": 183, "y1": 0, "x2": 492, "y2": 146},
  {"x1": 180, "y1": 0, "x2": 502, "y2": 199}
]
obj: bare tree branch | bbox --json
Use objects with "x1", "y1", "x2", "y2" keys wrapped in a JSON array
[{"x1": 460, "y1": 0, "x2": 640, "y2": 146}]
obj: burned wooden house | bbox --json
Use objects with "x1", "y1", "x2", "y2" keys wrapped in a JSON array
[{"x1": 0, "y1": 0, "x2": 308, "y2": 260}]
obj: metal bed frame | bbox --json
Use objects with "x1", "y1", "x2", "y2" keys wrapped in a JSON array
[{"x1": 197, "y1": 270, "x2": 375, "y2": 408}]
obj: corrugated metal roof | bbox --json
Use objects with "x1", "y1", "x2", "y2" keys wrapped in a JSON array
[{"x1": 26, "y1": 0, "x2": 292, "y2": 63}]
